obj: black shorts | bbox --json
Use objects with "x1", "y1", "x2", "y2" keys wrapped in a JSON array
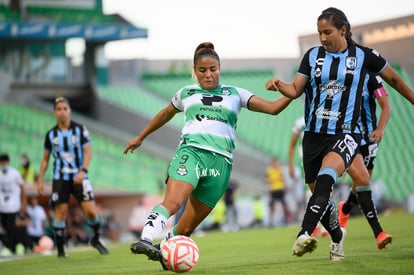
[
  {"x1": 359, "y1": 139, "x2": 378, "y2": 170},
  {"x1": 302, "y1": 132, "x2": 361, "y2": 184},
  {"x1": 51, "y1": 178, "x2": 95, "y2": 205},
  {"x1": 269, "y1": 190, "x2": 285, "y2": 206}
]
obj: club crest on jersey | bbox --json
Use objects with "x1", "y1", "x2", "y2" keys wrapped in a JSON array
[
  {"x1": 346, "y1": 57, "x2": 357, "y2": 70},
  {"x1": 176, "y1": 165, "x2": 187, "y2": 176},
  {"x1": 221, "y1": 87, "x2": 232, "y2": 96},
  {"x1": 319, "y1": 80, "x2": 346, "y2": 98}
]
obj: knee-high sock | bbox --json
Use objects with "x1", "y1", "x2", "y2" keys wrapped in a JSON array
[
  {"x1": 87, "y1": 217, "x2": 101, "y2": 239},
  {"x1": 356, "y1": 186, "x2": 383, "y2": 237},
  {"x1": 320, "y1": 199, "x2": 343, "y2": 243},
  {"x1": 140, "y1": 204, "x2": 170, "y2": 243},
  {"x1": 298, "y1": 167, "x2": 337, "y2": 237},
  {"x1": 342, "y1": 189, "x2": 358, "y2": 215},
  {"x1": 53, "y1": 220, "x2": 66, "y2": 252}
]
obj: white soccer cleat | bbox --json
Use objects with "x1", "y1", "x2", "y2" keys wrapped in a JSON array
[
  {"x1": 330, "y1": 228, "x2": 346, "y2": 261},
  {"x1": 292, "y1": 232, "x2": 318, "y2": 257}
]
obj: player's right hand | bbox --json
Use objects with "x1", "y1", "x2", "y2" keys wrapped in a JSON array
[
  {"x1": 37, "y1": 182, "x2": 45, "y2": 196},
  {"x1": 123, "y1": 137, "x2": 143, "y2": 154}
]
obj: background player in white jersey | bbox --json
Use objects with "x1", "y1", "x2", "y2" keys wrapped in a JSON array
[
  {"x1": 0, "y1": 153, "x2": 27, "y2": 255},
  {"x1": 123, "y1": 42, "x2": 292, "y2": 270}
]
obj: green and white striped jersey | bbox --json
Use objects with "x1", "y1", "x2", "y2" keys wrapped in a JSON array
[{"x1": 171, "y1": 84, "x2": 254, "y2": 159}]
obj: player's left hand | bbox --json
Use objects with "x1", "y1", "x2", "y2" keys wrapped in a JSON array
[
  {"x1": 74, "y1": 172, "x2": 84, "y2": 184},
  {"x1": 370, "y1": 128, "x2": 384, "y2": 143},
  {"x1": 265, "y1": 78, "x2": 280, "y2": 91}
]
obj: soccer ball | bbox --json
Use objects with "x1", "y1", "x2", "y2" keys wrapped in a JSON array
[
  {"x1": 34, "y1": 236, "x2": 54, "y2": 255},
  {"x1": 161, "y1": 235, "x2": 199, "y2": 273}
]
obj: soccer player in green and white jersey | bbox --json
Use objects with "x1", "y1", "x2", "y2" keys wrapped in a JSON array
[{"x1": 123, "y1": 42, "x2": 292, "y2": 270}]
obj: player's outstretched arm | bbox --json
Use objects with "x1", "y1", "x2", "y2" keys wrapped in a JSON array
[
  {"x1": 123, "y1": 103, "x2": 180, "y2": 154},
  {"x1": 265, "y1": 75, "x2": 307, "y2": 99}
]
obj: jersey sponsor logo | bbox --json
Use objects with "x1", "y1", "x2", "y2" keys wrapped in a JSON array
[
  {"x1": 319, "y1": 80, "x2": 346, "y2": 98},
  {"x1": 62, "y1": 152, "x2": 75, "y2": 163},
  {"x1": 316, "y1": 58, "x2": 324, "y2": 66},
  {"x1": 346, "y1": 57, "x2": 357, "y2": 70},
  {"x1": 51, "y1": 192, "x2": 59, "y2": 203},
  {"x1": 196, "y1": 166, "x2": 221, "y2": 177},
  {"x1": 310, "y1": 204, "x2": 321, "y2": 213},
  {"x1": 199, "y1": 107, "x2": 222, "y2": 113},
  {"x1": 187, "y1": 89, "x2": 196, "y2": 96},
  {"x1": 344, "y1": 134, "x2": 357, "y2": 155},
  {"x1": 315, "y1": 107, "x2": 341, "y2": 121},
  {"x1": 200, "y1": 94, "x2": 223, "y2": 106},
  {"x1": 83, "y1": 126, "x2": 90, "y2": 139},
  {"x1": 71, "y1": 135, "x2": 79, "y2": 148},
  {"x1": 195, "y1": 114, "x2": 205, "y2": 121},
  {"x1": 195, "y1": 113, "x2": 228, "y2": 123}
]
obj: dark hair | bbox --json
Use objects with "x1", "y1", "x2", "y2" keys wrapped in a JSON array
[
  {"x1": 193, "y1": 42, "x2": 220, "y2": 65},
  {"x1": 54, "y1": 96, "x2": 70, "y2": 109},
  {"x1": 318, "y1": 7, "x2": 355, "y2": 46},
  {"x1": 0, "y1": 153, "x2": 10, "y2": 162}
]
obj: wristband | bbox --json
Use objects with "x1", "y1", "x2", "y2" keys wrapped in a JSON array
[{"x1": 82, "y1": 168, "x2": 88, "y2": 173}]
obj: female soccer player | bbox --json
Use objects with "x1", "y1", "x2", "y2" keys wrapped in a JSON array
[
  {"x1": 266, "y1": 7, "x2": 414, "y2": 261},
  {"x1": 123, "y1": 42, "x2": 292, "y2": 269},
  {"x1": 338, "y1": 71, "x2": 392, "y2": 249},
  {"x1": 37, "y1": 97, "x2": 109, "y2": 257}
]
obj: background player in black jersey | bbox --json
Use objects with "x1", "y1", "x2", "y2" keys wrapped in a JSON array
[
  {"x1": 266, "y1": 7, "x2": 414, "y2": 261},
  {"x1": 37, "y1": 97, "x2": 109, "y2": 257},
  {"x1": 338, "y1": 72, "x2": 392, "y2": 249}
]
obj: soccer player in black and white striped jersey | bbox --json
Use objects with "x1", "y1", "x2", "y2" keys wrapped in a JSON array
[
  {"x1": 266, "y1": 7, "x2": 414, "y2": 261},
  {"x1": 37, "y1": 97, "x2": 109, "y2": 257},
  {"x1": 338, "y1": 72, "x2": 392, "y2": 249}
]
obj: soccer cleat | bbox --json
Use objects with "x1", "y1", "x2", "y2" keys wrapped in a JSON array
[
  {"x1": 90, "y1": 238, "x2": 109, "y2": 255},
  {"x1": 154, "y1": 243, "x2": 169, "y2": 271},
  {"x1": 330, "y1": 228, "x2": 346, "y2": 261},
  {"x1": 376, "y1": 231, "x2": 393, "y2": 250},
  {"x1": 130, "y1": 239, "x2": 162, "y2": 261},
  {"x1": 292, "y1": 232, "x2": 318, "y2": 257},
  {"x1": 338, "y1": 201, "x2": 350, "y2": 229}
]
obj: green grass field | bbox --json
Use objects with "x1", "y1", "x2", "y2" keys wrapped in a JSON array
[{"x1": 1, "y1": 212, "x2": 414, "y2": 274}]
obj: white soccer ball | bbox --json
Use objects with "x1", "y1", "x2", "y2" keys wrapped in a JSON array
[{"x1": 161, "y1": 235, "x2": 199, "y2": 273}]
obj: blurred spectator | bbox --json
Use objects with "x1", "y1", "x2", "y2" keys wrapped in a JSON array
[
  {"x1": 223, "y1": 178, "x2": 239, "y2": 231},
  {"x1": 15, "y1": 212, "x2": 32, "y2": 254},
  {"x1": 67, "y1": 207, "x2": 91, "y2": 246},
  {"x1": 0, "y1": 153, "x2": 27, "y2": 255},
  {"x1": 265, "y1": 157, "x2": 292, "y2": 226},
  {"x1": 204, "y1": 198, "x2": 226, "y2": 231},
  {"x1": 19, "y1": 154, "x2": 36, "y2": 184},
  {"x1": 128, "y1": 195, "x2": 148, "y2": 238},
  {"x1": 250, "y1": 195, "x2": 265, "y2": 228},
  {"x1": 26, "y1": 196, "x2": 47, "y2": 249},
  {"x1": 102, "y1": 214, "x2": 121, "y2": 242}
]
